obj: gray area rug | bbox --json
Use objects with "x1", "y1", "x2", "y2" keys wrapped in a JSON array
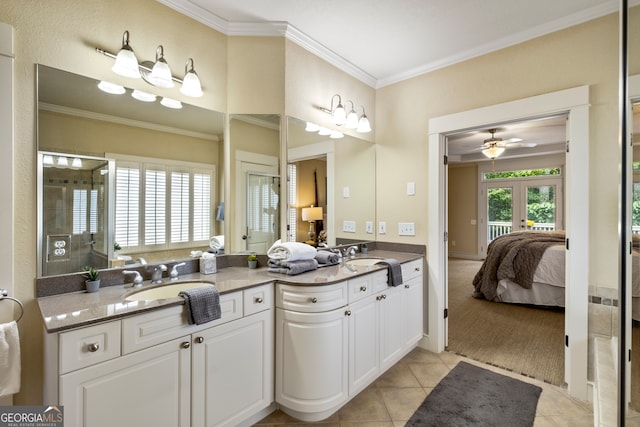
[{"x1": 406, "y1": 361, "x2": 542, "y2": 427}]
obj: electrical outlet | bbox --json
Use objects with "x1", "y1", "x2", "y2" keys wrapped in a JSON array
[
  {"x1": 379, "y1": 221, "x2": 386, "y2": 234},
  {"x1": 366, "y1": 221, "x2": 373, "y2": 234},
  {"x1": 398, "y1": 222, "x2": 415, "y2": 236},
  {"x1": 343, "y1": 220, "x2": 356, "y2": 233}
]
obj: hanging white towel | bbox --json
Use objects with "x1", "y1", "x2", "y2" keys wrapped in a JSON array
[{"x1": 0, "y1": 320, "x2": 20, "y2": 397}]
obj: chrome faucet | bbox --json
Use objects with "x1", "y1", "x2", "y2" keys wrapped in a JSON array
[
  {"x1": 151, "y1": 264, "x2": 167, "y2": 284},
  {"x1": 169, "y1": 262, "x2": 186, "y2": 281},
  {"x1": 123, "y1": 270, "x2": 144, "y2": 287},
  {"x1": 343, "y1": 246, "x2": 358, "y2": 259}
]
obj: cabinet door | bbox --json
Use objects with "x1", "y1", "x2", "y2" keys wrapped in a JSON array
[
  {"x1": 378, "y1": 286, "x2": 404, "y2": 371},
  {"x1": 348, "y1": 295, "x2": 379, "y2": 396},
  {"x1": 191, "y1": 310, "x2": 273, "y2": 427},
  {"x1": 60, "y1": 337, "x2": 191, "y2": 427},
  {"x1": 276, "y1": 307, "x2": 349, "y2": 413},
  {"x1": 403, "y1": 276, "x2": 424, "y2": 348}
]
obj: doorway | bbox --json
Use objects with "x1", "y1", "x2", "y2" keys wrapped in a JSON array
[{"x1": 427, "y1": 86, "x2": 590, "y2": 400}]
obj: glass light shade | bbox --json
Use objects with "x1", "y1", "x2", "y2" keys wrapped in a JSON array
[
  {"x1": 131, "y1": 90, "x2": 157, "y2": 102},
  {"x1": 305, "y1": 122, "x2": 320, "y2": 132},
  {"x1": 330, "y1": 130, "x2": 344, "y2": 139},
  {"x1": 318, "y1": 127, "x2": 331, "y2": 136},
  {"x1": 482, "y1": 146, "x2": 505, "y2": 159},
  {"x1": 345, "y1": 110, "x2": 359, "y2": 129},
  {"x1": 43, "y1": 155, "x2": 54, "y2": 166},
  {"x1": 112, "y1": 49, "x2": 140, "y2": 79},
  {"x1": 98, "y1": 81, "x2": 125, "y2": 95},
  {"x1": 149, "y1": 60, "x2": 174, "y2": 88},
  {"x1": 180, "y1": 71, "x2": 203, "y2": 97},
  {"x1": 71, "y1": 158, "x2": 83, "y2": 168},
  {"x1": 302, "y1": 207, "x2": 323, "y2": 221},
  {"x1": 332, "y1": 105, "x2": 346, "y2": 126},
  {"x1": 57, "y1": 156, "x2": 68, "y2": 167},
  {"x1": 160, "y1": 97, "x2": 182, "y2": 109},
  {"x1": 357, "y1": 115, "x2": 372, "y2": 133}
]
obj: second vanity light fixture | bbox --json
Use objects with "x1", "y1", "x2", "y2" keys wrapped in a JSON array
[
  {"x1": 96, "y1": 30, "x2": 203, "y2": 98},
  {"x1": 319, "y1": 94, "x2": 372, "y2": 133}
]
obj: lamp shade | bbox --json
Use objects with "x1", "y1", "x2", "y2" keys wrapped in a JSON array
[
  {"x1": 302, "y1": 206, "x2": 323, "y2": 222},
  {"x1": 482, "y1": 145, "x2": 505, "y2": 159}
]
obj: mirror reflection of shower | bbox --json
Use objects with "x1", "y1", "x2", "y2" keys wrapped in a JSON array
[{"x1": 39, "y1": 152, "x2": 113, "y2": 276}]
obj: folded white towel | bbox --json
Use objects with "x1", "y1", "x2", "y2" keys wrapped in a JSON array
[
  {"x1": 0, "y1": 321, "x2": 20, "y2": 397},
  {"x1": 268, "y1": 241, "x2": 318, "y2": 262},
  {"x1": 209, "y1": 235, "x2": 225, "y2": 250}
]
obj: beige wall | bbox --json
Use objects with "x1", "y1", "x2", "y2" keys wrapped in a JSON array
[
  {"x1": 295, "y1": 159, "x2": 327, "y2": 242},
  {"x1": 1, "y1": 0, "x2": 638, "y2": 406}
]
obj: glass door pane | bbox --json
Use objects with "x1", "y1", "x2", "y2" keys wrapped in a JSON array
[
  {"x1": 524, "y1": 184, "x2": 557, "y2": 231},
  {"x1": 245, "y1": 173, "x2": 280, "y2": 253},
  {"x1": 487, "y1": 186, "x2": 513, "y2": 242}
]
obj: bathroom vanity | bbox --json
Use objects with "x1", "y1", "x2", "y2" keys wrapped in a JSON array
[{"x1": 38, "y1": 250, "x2": 424, "y2": 427}]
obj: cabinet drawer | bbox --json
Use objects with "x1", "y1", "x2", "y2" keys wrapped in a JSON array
[
  {"x1": 402, "y1": 259, "x2": 423, "y2": 282},
  {"x1": 244, "y1": 283, "x2": 273, "y2": 316},
  {"x1": 276, "y1": 282, "x2": 347, "y2": 312},
  {"x1": 122, "y1": 291, "x2": 243, "y2": 354},
  {"x1": 59, "y1": 321, "x2": 121, "y2": 374},
  {"x1": 370, "y1": 270, "x2": 390, "y2": 293},
  {"x1": 347, "y1": 275, "x2": 373, "y2": 303}
]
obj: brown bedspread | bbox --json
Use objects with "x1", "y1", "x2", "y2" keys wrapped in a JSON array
[{"x1": 472, "y1": 230, "x2": 566, "y2": 301}]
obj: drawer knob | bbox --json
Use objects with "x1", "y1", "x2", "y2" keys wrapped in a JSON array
[
  {"x1": 345, "y1": 310, "x2": 352, "y2": 316},
  {"x1": 405, "y1": 284, "x2": 410, "y2": 289},
  {"x1": 311, "y1": 297, "x2": 318, "y2": 303},
  {"x1": 360, "y1": 286, "x2": 367, "y2": 292},
  {"x1": 181, "y1": 341, "x2": 191, "y2": 349},
  {"x1": 376, "y1": 295, "x2": 382, "y2": 301},
  {"x1": 255, "y1": 297, "x2": 264, "y2": 304},
  {"x1": 381, "y1": 294, "x2": 387, "y2": 300},
  {"x1": 87, "y1": 343, "x2": 100, "y2": 353},
  {"x1": 415, "y1": 267, "x2": 420, "y2": 272},
  {"x1": 194, "y1": 336, "x2": 204, "y2": 344}
]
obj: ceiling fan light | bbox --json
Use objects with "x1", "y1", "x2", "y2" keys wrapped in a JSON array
[{"x1": 482, "y1": 146, "x2": 505, "y2": 159}]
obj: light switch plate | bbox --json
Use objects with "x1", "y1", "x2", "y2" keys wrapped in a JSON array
[
  {"x1": 343, "y1": 220, "x2": 356, "y2": 233},
  {"x1": 379, "y1": 221, "x2": 386, "y2": 234},
  {"x1": 366, "y1": 221, "x2": 373, "y2": 234},
  {"x1": 407, "y1": 182, "x2": 416, "y2": 196},
  {"x1": 398, "y1": 222, "x2": 415, "y2": 236},
  {"x1": 343, "y1": 186, "x2": 350, "y2": 198}
]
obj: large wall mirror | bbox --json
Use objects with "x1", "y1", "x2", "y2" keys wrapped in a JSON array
[
  {"x1": 286, "y1": 116, "x2": 375, "y2": 247},
  {"x1": 36, "y1": 65, "x2": 224, "y2": 277}
]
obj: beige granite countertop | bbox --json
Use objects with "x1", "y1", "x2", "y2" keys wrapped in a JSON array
[{"x1": 37, "y1": 250, "x2": 422, "y2": 333}]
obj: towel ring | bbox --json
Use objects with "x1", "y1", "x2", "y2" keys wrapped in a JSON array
[{"x1": 0, "y1": 289, "x2": 24, "y2": 323}]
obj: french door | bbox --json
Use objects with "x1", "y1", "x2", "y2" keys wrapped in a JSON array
[{"x1": 480, "y1": 177, "x2": 563, "y2": 256}]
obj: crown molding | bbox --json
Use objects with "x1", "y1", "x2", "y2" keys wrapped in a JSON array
[
  {"x1": 39, "y1": 102, "x2": 219, "y2": 141},
  {"x1": 158, "y1": 0, "x2": 636, "y2": 89}
]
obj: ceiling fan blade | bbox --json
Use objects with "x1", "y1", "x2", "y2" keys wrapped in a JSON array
[{"x1": 505, "y1": 142, "x2": 537, "y2": 148}]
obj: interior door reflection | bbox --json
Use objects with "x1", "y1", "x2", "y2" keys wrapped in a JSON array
[{"x1": 244, "y1": 173, "x2": 280, "y2": 253}]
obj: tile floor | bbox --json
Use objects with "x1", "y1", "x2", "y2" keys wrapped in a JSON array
[{"x1": 254, "y1": 347, "x2": 626, "y2": 426}]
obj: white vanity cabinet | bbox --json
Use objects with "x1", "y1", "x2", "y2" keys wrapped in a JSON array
[
  {"x1": 45, "y1": 283, "x2": 274, "y2": 427},
  {"x1": 275, "y1": 282, "x2": 349, "y2": 422},
  {"x1": 275, "y1": 258, "x2": 424, "y2": 421}
]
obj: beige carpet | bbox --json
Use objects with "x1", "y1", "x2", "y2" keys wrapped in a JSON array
[{"x1": 447, "y1": 258, "x2": 565, "y2": 385}]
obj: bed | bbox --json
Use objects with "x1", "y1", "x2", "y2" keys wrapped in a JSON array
[{"x1": 472, "y1": 230, "x2": 640, "y2": 321}]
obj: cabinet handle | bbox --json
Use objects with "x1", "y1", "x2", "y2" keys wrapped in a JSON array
[
  {"x1": 255, "y1": 297, "x2": 263, "y2": 304},
  {"x1": 405, "y1": 284, "x2": 410, "y2": 289},
  {"x1": 345, "y1": 310, "x2": 352, "y2": 316},
  {"x1": 415, "y1": 267, "x2": 420, "y2": 272},
  {"x1": 376, "y1": 295, "x2": 382, "y2": 301},
  {"x1": 194, "y1": 336, "x2": 204, "y2": 344},
  {"x1": 87, "y1": 343, "x2": 100, "y2": 352},
  {"x1": 381, "y1": 294, "x2": 387, "y2": 299},
  {"x1": 360, "y1": 286, "x2": 367, "y2": 292},
  {"x1": 181, "y1": 341, "x2": 191, "y2": 349},
  {"x1": 311, "y1": 297, "x2": 318, "y2": 303}
]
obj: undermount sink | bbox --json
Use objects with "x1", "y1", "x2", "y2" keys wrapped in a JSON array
[
  {"x1": 345, "y1": 257, "x2": 384, "y2": 267},
  {"x1": 125, "y1": 282, "x2": 215, "y2": 301}
]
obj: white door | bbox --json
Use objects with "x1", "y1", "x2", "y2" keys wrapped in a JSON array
[{"x1": 245, "y1": 172, "x2": 280, "y2": 253}]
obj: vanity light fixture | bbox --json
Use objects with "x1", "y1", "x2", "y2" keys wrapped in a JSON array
[
  {"x1": 71, "y1": 158, "x2": 83, "y2": 168},
  {"x1": 160, "y1": 97, "x2": 182, "y2": 109},
  {"x1": 344, "y1": 101, "x2": 359, "y2": 129},
  {"x1": 305, "y1": 122, "x2": 320, "y2": 132},
  {"x1": 180, "y1": 59, "x2": 203, "y2": 97},
  {"x1": 97, "y1": 80, "x2": 126, "y2": 95},
  {"x1": 318, "y1": 96, "x2": 372, "y2": 133},
  {"x1": 57, "y1": 156, "x2": 69, "y2": 168},
  {"x1": 111, "y1": 30, "x2": 141, "y2": 79},
  {"x1": 131, "y1": 89, "x2": 157, "y2": 102},
  {"x1": 329, "y1": 130, "x2": 344, "y2": 139},
  {"x1": 42, "y1": 154, "x2": 54, "y2": 167},
  {"x1": 96, "y1": 31, "x2": 204, "y2": 97},
  {"x1": 318, "y1": 126, "x2": 331, "y2": 136},
  {"x1": 356, "y1": 106, "x2": 371, "y2": 133}
]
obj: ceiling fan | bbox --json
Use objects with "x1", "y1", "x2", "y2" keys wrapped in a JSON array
[{"x1": 480, "y1": 128, "x2": 535, "y2": 159}]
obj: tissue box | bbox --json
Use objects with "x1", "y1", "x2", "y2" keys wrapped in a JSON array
[{"x1": 200, "y1": 255, "x2": 217, "y2": 274}]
